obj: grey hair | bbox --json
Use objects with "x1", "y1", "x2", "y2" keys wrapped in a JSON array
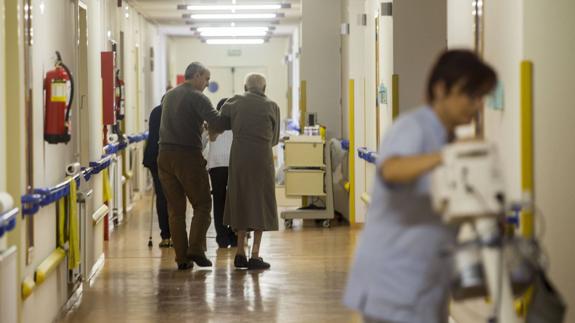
[
  {"x1": 244, "y1": 73, "x2": 267, "y2": 93},
  {"x1": 184, "y1": 62, "x2": 208, "y2": 80}
]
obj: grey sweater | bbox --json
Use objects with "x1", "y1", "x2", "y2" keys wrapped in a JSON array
[{"x1": 159, "y1": 83, "x2": 229, "y2": 152}]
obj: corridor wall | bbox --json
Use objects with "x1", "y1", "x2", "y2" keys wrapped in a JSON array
[
  {"x1": 0, "y1": 1, "x2": 160, "y2": 323},
  {"x1": 447, "y1": 0, "x2": 575, "y2": 321}
]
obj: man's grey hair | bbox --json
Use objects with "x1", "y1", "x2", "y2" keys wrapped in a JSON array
[
  {"x1": 244, "y1": 73, "x2": 267, "y2": 93},
  {"x1": 184, "y1": 62, "x2": 208, "y2": 80}
]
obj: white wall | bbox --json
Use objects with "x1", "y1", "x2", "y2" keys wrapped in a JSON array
[
  {"x1": 15, "y1": 1, "x2": 158, "y2": 322},
  {"x1": 0, "y1": 0, "x2": 6, "y2": 192},
  {"x1": 341, "y1": 0, "x2": 368, "y2": 223},
  {"x1": 393, "y1": 0, "x2": 447, "y2": 114},
  {"x1": 289, "y1": 27, "x2": 301, "y2": 121},
  {"x1": 23, "y1": 1, "x2": 81, "y2": 322},
  {"x1": 448, "y1": 1, "x2": 575, "y2": 321},
  {"x1": 300, "y1": 0, "x2": 342, "y2": 139},
  {"x1": 483, "y1": 0, "x2": 524, "y2": 202},
  {"x1": 168, "y1": 37, "x2": 289, "y2": 119},
  {"x1": 447, "y1": 0, "x2": 474, "y2": 49},
  {"x1": 524, "y1": 1, "x2": 575, "y2": 320},
  {"x1": 343, "y1": 0, "x2": 446, "y2": 223}
]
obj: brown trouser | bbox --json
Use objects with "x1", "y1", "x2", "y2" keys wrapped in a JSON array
[{"x1": 158, "y1": 149, "x2": 212, "y2": 264}]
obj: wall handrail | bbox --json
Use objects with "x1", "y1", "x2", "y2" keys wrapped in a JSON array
[
  {"x1": 21, "y1": 155, "x2": 112, "y2": 216},
  {"x1": 341, "y1": 139, "x2": 350, "y2": 151},
  {"x1": 103, "y1": 131, "x2": 147, "y2": 156},
  {"x1": 357, "y1": 147, "x2": 378, "y2": 164},
  {"x1": 0, "y1": 207, "x2": 19, "y2": 238}
]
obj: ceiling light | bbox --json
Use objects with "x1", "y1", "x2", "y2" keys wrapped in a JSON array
[
  {"x1": 198, "y1": 26, "x2": 269, "y2": 33},
  {"x1": 206, "y1": 38, "x2": 265, "y2": 45},
  {"x1": 201, "y1": 31, "x2": 268, "y2": 37},
  {"x1": 178, "y1": 4, "x2": 291, "y2": 11},
  {"x1": 187, "y1": 4, "x2": 282, "y2": 11},
  {"x1": 191, "y1": 13, "x2": 278, "y2": 20}
]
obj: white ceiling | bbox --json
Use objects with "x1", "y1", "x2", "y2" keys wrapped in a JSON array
[{"x1": 128, "y1": 0, "x2": 302, "y2": 37}]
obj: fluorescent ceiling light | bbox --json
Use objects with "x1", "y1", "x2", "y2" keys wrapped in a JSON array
[
  {"x1": 197, "y1": 27, "x2": 270, "y2": 37},
  {"x1": 191, "y1": 13, "x2": 277, "y2": 20},
  {"x1": 206, "y1": 38, "x2": 265, "y2": 45},
  {"x1": 187, "y1": 4, "x2": 283, "y2": 11},
  {"x1": 200, "y1": 30, "x2": 268, "y2": 37},
  {"x1": 197, "y1": 27, "x2": 269, "y2": 32},
  {"x1": 201, "y1": 31, "x2": 268, "y2": 37}
]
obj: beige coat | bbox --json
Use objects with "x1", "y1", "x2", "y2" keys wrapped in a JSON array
[{"x1": 220, "y1": 91, "x2": 280, "y2": 231}]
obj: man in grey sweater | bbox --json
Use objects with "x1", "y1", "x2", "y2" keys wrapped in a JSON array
[{"x1": 158, "y1": 62, "x2": 228, "y2": 270}]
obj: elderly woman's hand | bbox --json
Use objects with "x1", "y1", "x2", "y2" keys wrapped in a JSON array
[{"x1": 208, "y1": 127, "x2": 220, "y2": 142}]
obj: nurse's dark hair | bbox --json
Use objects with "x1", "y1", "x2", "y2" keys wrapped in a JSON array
[
  {"x1": 426, "y1": 49, "x2": 497, "y2": 103},
  {"x1": 216, "y1": 98, "x2": 228, "y2": 111}
]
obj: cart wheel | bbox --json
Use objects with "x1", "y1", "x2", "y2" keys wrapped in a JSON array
[
  {"x1": 322, "y1": 220, "x2": 331, "y2": 228},
  {"x1": 284, "y1": 219, "x2": 293, "y2": 229}
]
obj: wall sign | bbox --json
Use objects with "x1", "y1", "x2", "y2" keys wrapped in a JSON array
[{"x1": 208, "y1": 81, "x2": 219, "y2": 93}]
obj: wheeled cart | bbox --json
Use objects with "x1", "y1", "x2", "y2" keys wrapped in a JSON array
[{"x1": 281, "y1": 136, "x2": 334, "y2": 229}]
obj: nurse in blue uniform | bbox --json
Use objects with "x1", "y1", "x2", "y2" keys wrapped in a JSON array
[{"x1": 343, "y1": 50, "x2": 497, "y2": 323}]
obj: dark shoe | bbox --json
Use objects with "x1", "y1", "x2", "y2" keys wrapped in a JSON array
[
  {"x1": 229, "y1": 234, "x2": 238, "y2": 248},
  {"x1": 247, "y1": 257, "x2": 270, "y2": 270},
  {"x1": 159, "y1": 239, "x2": 172, "y2": 248},
  {"x1": 216, "y1": 237, "x2": 230, "y2": 248},
  {"x1": 234, "y1": 254, "x2": 248, "y2": 268},
  {"x1": 189, "y1": 255, "x2": 213, "y2": 267},
  {"x1": 177, "y1": 262, "x2": 193, "y2": 271}
]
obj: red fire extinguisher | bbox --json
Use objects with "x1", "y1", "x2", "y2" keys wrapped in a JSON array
[
  {"x1": 115, "y1": 69, "x2": 125, "y2": 121},
  {"x1": 44, "y1": 51, "x2": 74, "y2": 144}
]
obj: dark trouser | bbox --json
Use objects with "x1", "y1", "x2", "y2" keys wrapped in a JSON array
[
  {"x1": 208, "y1": 167, "x2": 236, "y2": 246},
  {"x1": 158, "y1": 149, "x2": 212, "y2": 264},
  {"x1": 150, "y1": 168, "x2": 170, "y2": 240}
]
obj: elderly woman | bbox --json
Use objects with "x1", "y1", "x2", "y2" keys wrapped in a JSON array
[{"x1": 219, "y1": 73, "x2": 280, "y2": 270}]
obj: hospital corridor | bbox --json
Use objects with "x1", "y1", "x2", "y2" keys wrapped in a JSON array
[{"x1": 0, "y1": 1, "x2": 574, "y2": 323}]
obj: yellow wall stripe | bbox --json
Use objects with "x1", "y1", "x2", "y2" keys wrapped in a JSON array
[
  {"x1": 299, "y1": 80, "x2": 307, "y2": 132},
  {"x1": 520, "y1": 61, "x2": 534, "y2": 238},
  {"x1": 348, "y1": 79, "x2": 355, "y2": 224},
  {"x1": 392, "y1": 74, "x2": 399, "y2": 120}
]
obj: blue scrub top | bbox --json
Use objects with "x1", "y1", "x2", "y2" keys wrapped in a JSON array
[{"x1": 343, "y1": 107, "x2": 456, "y2": 323}]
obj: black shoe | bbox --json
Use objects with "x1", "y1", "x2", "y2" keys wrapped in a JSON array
[
  {"x1": 229, "y1": 234, "x2": 238, "y2": 248},
  {"x1": 248, "y1": 257, "x2": 270, "y2": 270},
  {"x1": 189, "y1": 255, "x2": 212, "y2": 267},
  {"x1": 177, "y1": 262, "x2": 193, "y2": 270},
  {"x1": 234, "y1": 254, "x2": 248, "y2": 268},
  {"x1": 216, "y1": 238, "x2": 230, "y2": 248}
]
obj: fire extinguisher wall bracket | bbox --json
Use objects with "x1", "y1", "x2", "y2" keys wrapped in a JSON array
[{"x1": 44, "y1": 51, "x2": 75, "y2": 144}]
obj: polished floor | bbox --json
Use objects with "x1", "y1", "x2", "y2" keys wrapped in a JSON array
[{"x1": 60, "y1": 193, "x2": 362, "y2": 323}]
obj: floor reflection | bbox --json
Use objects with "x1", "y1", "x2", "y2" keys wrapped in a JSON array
[{"x1": 59, "y1": 194, "x2": 360, "y2": 323}]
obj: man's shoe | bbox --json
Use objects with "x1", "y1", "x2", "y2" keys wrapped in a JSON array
[
  {"x1": 189, "y1": 255, "x2": 213, "y2": 267},
  {"x1": 159, "y1": 239, "x2": 172, "y2": 248},
  {"x1": 247, "y1": 257, "x2": 270, "y2": 270},
  {"x1": 234, "y1": 254, "x2": 248, "y2": 268},
  {"x1": 177, "y1": 262, "x2": 193, "y2": 270}
]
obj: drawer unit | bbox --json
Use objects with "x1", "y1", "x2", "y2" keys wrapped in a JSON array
[
  {"x1": 284, "y1": 136, "x2": 324, "y2": 167},
  {"x1": 285, "y1": 169, "x2": 325, "y2": 196}
]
